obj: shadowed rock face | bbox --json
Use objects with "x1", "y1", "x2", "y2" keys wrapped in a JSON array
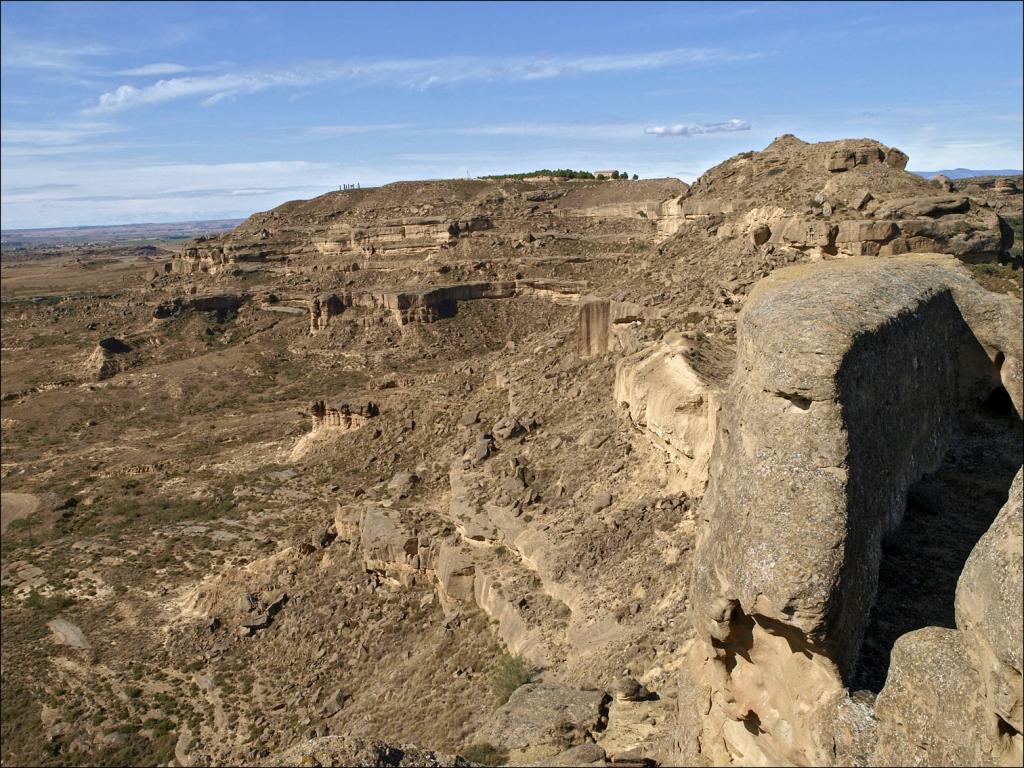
[{"x1": 679, "y1": 255, "x2": 1023, "y2": 766}]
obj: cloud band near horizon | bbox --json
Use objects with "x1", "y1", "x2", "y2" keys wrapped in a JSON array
[{"x1": 644, "y1": 119, "x2": 751, "y2": 137}]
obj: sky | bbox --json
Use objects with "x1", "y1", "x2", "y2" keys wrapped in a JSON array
[{"x1": 1, "y1": 1, "x2": 1022, "y2": 229}]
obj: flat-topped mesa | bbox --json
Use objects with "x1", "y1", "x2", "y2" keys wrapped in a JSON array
[
  {"x1": 677, "y1": 255, "x2": 1022, "y2": 766},
  {"x1": 310, "y1": 400, "x2": 378, "y2": 432},
  {"x1": 172, "y1": 176, "x2": 694, "y2": 276}
]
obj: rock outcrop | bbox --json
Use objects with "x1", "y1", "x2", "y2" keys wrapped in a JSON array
[
  {"x1": 476, "y1": 682, "x2": 609, "y2": 764},
  {"x1": 613, "y1": 333, "x2": 731, "y2": 493},
  {"x1": 667, "y1": 136, "x2": 1015, "y2": 264},
  {"x1": 310, "y1": 400, "x2": 378, "y2": 432},
  {"x1": 949, "y1": 469, "x2": 1023, "y2": 765},
  {"x1": 85, "y1": 336, "x2": 132, "y2": 380},
  {"x1": 309, "y1": 293, "x2": 345, "y2": 333},
  {"x1": 265, "y1": 735, "x2": 471, "y2": 767},
  {"x1": 679, "y1": 255, "x2": 1022, "y2": 766},
  {"x1": 358, "y1": 507, "x2": 436, "y2": 587},
  {"x1": 873, "y1": 470, "x2": 1022, "y2": 766},
  {"x1": 153, "y1": 294, "x2": 247, "y2": 319},
  {"x1": 577, "y1": 296, "x2": 663, "y2": 357}
]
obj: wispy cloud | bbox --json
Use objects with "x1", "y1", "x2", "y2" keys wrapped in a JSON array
[
  {"x1": 0, "y1": 39, "x2": 113, "y2": 71},
  {"x1": 1, "y1": 121, "x2": 122, "y2": 147},
  {"x1": 305, "y1": 123, "x2": 419, "y2": 137},
  {"x1": 116, "y1": 63, "x2": 191, "y2": 76},
  {"x1": 1, "y1": 159, "x2": 360, "y2": 227},
  {"x1": 452, "y1": 122, "x2": 644, "y2": 140},
  {"x1": 85, "y1": 47, "x2": 763, "y2": 113},
  {"x1": 304, "y1": 121, "x2": 653, "y2": 140},
  {"x1": 644, "y1": 119, "x2": 751, "y2": 137}
]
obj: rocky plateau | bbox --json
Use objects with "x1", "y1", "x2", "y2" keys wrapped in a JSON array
[{"x1": 1, "y1": 136, "x2": 1022, "y2": 768}]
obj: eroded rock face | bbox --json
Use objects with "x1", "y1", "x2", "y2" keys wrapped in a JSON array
[
  {"x1": 873, "y1": 627, "x2": 986, "y2": 766},
  {"x1": 613, "y1": 334, "x2": 730, "y2": 493},
  {"x1": 953, "y1": 469, "x2": 1024, "y2": 766},
  {"x1": 85, "y1": 337, "x2": 132, "y2": 380},
  {"x1": 310, "y1": 400, "x2": 378, "y2": 432},
  {"x1": 669, "y1": 137, "x2": 1014, "y2": 264},
  {"x1": 359, "y1": 507, "x2": 436, "y2": 587},
  {"x1": 310, "y1": 293, "x2": 345, "y2": 333},
  {"x1": 153, "y1": 293, "x2": 247, "y2": 319},
  {"x1": 680, "y1": 255, "x2": 1023, "y2": 766},
  {"x1": 577, "y1": 296, "x2": 661, "y2": 357}
]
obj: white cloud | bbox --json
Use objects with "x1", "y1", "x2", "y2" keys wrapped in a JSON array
[
  {"x1": 644, "y1": 119, "x2": 751, "y2": 137},
  {"x1": 1, "y1": 122, "x2": 122, "y2": 147},
  {"x1": 1, "y1": 39, "x2": 112, "y2": 71},
  {"x1": 451, "y1": 122, "x2": 645, "y2": 140},
  {"x1": 116, "y1": 63, "x2": 191, "y2": 76},
  {"x1": 85, "y1": 48, "x2": 763, "y2": 114},
  {"x1": 303, "y1": 122, "x2": 656, "y2": 140},
  {"x1": 305, "y1": 123, "x2": 420, "y2": 136},
  {"x1": 0, "y1": 158, "x2": 384, "y2": 227}
]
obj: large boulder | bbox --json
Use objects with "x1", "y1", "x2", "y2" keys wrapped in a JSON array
[
  {"x1": 476, "y1": 683, "x2": 609, "y2": 763},
  {"x1": 873, "y1": 627, "x2": 986, "y2": 766},
  {"x1": 680, "y1": 255, "x2": 1022, "y2": 766},
  {"x1": 954, "y1": 469, "x2": 1024, "y2": 766}
]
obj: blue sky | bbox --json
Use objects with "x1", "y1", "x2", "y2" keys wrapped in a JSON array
[{"x1": 2, "y1": 1, "x2": 1021, "y2": 228}]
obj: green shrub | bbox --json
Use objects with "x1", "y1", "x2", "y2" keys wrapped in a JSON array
[
  {"x1": 483, "y1": 168, "x2": 596, "y2": 180},
  {"x1": 460, "y1": 742, "x2": 509, "y2": 766},
  {"x1": 491, "y1": 653, "x2": 533, "y2": 704},
  {"x1": 24, "y1": 590, "x2": 74, "y2": 616}
]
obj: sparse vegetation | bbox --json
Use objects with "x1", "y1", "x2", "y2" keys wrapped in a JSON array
[
  {"x1": 483, "y1": 168, "x2": 596, "y2": 180},
  {"x1": 490, "y1": 653, "x2": 533, "y2": 704},
  {"x1": 460, "y1": 741, "x2": 509, "y2": 766}
]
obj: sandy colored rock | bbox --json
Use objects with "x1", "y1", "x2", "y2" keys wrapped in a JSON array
[
  {"x1": 476, "y1": 682, "x2": 609, "y2": 762},
  {"x1": 954, "y1": 468, "x2": 1024, "y2": 766},
  {"x1": 873, "y1": 628, "x2": 986, "y2": 766},
  {"x1": 682, "y1": 255, "x2": 1023, "y2": 766}
]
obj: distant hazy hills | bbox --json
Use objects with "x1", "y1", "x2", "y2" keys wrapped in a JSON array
[
  {"x1": 911, "y1": 168, "x2": 1023, "y2": 180},
  {"x1": 1, "y1": 219, "x2": 245, "y2": 248}
]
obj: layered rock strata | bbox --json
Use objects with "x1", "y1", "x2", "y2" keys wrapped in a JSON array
[{"x1": 310, "y1": 401, "x2": 379, "y2": 432}]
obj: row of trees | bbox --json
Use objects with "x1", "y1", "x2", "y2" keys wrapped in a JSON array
[{"x1": 485, "y1": 168, "x2": 639, "y2": 181}]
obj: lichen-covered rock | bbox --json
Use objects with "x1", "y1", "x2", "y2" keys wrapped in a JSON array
[
  {"x1": 476, "y1": 682, "x2": 609, "y2": 763},
  {"x1": 873, "y1": 628, "x2": 986, "y2": 767},
  {"x1": 955, "y1": 469, "x2": 1024, "y2": 766}
]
